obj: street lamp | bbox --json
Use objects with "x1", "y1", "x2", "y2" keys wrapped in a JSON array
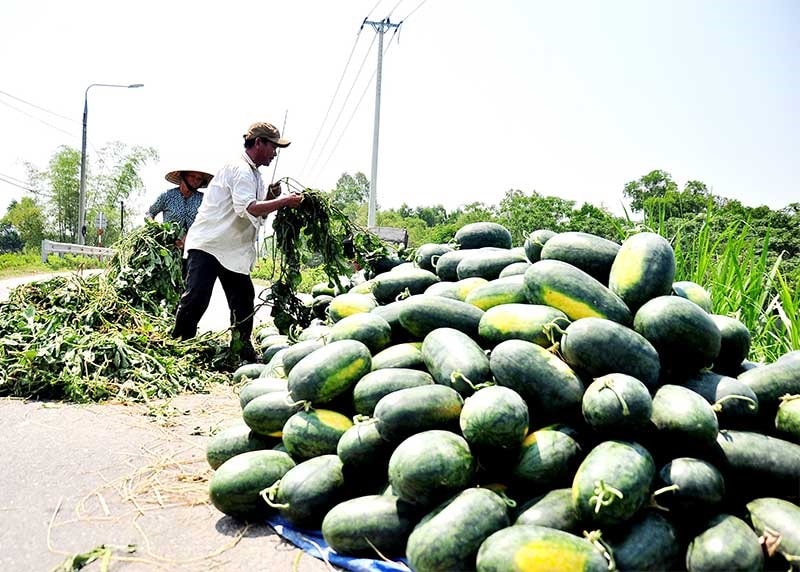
[{"x1": 77, "y1": 82, "x2": 143, "y2": 244}]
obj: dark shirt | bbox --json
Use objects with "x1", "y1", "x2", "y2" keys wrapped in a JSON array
[{"x1": 146, "y1": 187, "x2": 204, "y2": 232}]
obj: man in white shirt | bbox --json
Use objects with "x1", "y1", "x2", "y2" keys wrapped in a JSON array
[{"x1": 172, "y1": 122, "x2": 303, "y2": 363}]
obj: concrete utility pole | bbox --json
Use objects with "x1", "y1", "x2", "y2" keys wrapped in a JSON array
[
  {"x1": 364, "y1": 18, "x2": 400, "y2": 228},
  {"x1": 78, "y1": 83, "x2": 143, "y2": 244}
]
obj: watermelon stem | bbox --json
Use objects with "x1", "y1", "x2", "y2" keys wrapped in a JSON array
[
  {"x1": 583, "y1": 530, "x2": 617, "y2": 571},
  {"x1": 599, "y1": 379, "x2": 630, "y2": 416},
  {"x1": 394, "y1": 287, "x2": 411, "y2": 302},
  {"x1": 543, "y1": 319, "x2": 570, "y2": 346},
  {"x1": 352, "y1": 414, "x2": 377, "y2": 425},
  {"x1": 287, "y1": 323, "x2": 304, "y2": 344},
  {"x1": 649, "y1": 484, "x2": 680, "y2": 511},
  {"x1": 259, "y1": 481, "x2": 290, "y2": 510},
  {"x1": 451, "y1": 370, "x2": 494, "y2": 392},
  {"x1": 481, "y1": 487, "x2": 517, "y2": 508},
  {"x1": 589, "y1": 480, "x2": 625, "y2": 514},
  {"x1": 712, "y1": 394, "x2": 758, "y2": 412},
  {"x1": 284, "y1": 394, "x2": 313, "y2": 412},
  {"x1": 362, "y1": 537, "x2": 399, "y2": 565}
]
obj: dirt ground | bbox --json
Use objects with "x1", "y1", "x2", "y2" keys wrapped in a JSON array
[{"x1": 0, "y1": 384, "x2": 331, "y2": 571}]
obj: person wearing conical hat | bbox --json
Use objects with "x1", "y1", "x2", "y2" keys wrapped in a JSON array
[{"x1": 146, "y1": 169, "x2": 214, "y2": 249}]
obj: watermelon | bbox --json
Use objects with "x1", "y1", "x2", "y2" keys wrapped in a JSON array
[
  {"x1": 572, "y1": 440, "x2": 655, "y2": 527},
  {"x1": 406, "y1": 488, "x2": 509, "y2": 572},
  {"x1": 387, "y1": 430, "x2": 475, "y2": 507},
  {"x1": 524, "y1": 259, "x2": 632, "y2": 325},
  {"x1": 459, "y1": 385, "x2": 528, "y2": 453},
  {"x1": 281, "y1": 409, "x2": 353, "y2": 460},
  {"x1": 477, "y1": 525, "x2": 610, "y2": 572},
  {"x1": 540, "y1": 231, "x2": 620, "y2": 284},
  {"x1": 608, "y1": 231, "x2": 676, "y2": 312},
  {"x1": 321, "y1": 495, "x2": 417, "y2": 557},
  {"x1": 478, "y1": 303, "x2": 569, "y2": 348},
  {"x1": 523, "y1": 229, "x2": 556, "y2": 263},
  {"x1": 287, "y1": 340, "x2": 371, "y2": 405},
  {"x1": 455, "y1": 222, "x2": 513, "y2": 250},
  {"x1": 208, "y1": 450, "x2": 295, "y2": 519},
  {"x1": 686, "y1": 514, "x2": 764, "y2": 572}
]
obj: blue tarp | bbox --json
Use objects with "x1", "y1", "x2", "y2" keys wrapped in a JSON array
[{"x1": 266, "y1": 515, "x2": 411, "y2": 572}]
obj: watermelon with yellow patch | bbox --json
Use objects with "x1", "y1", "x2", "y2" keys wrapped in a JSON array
[
  {"x1": 478, "y1": 303, "x2": 569, "y2": 347},
  {"x1": 464, "y1": 275, "x2": 527, "y2": 310},
  {"x1": 672, "y1": 280, "x2": 713, "y2": 312},
  {"x1": 608, "y1": 232, "x2": 675, "y2": 313},
  {"x1": 281, "y1": 409, "x2": 353, "y2": 460},
  {"x1": 327, "y1": 292, "x2": 378, "y2": 322},
  {"x1": 287, "y1": 340, "x2": 371, "y2": 405},
  {"x1": 524, "y1": 259, "x2": 631, "y2": 325},
  {"x1": 476, "y1": 525, "x2": 610, "y2": 572}
]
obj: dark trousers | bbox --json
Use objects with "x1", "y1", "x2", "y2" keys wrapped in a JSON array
[{"x1": 172, "y1": 250, "x2": 256, "y2": 357}]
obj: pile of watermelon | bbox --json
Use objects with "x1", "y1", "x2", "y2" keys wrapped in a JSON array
[{"x1": 206, "y1": 222, "x2": 800, "y2": 571}]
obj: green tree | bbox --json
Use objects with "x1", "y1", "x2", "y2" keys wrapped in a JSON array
[
  {"x1": 413, "y1": 205, "x2": 450, "y2": 227},
  {"x1": 0, "y1": 222, "x2": 24, "y2": 253},
  {"x1": 330, "y1": 172, "x2": 369, "y2": 223},
  {"x1": 24, "y1": 143, "x2": 158, "y2": 244},
  {"x1": 89, "y1": 141, "x2": 158, "y2": 245},
  {"x1": 496, "y1": 189, "x2": 573, "y2": 245},
  {"x1": 2, "y1": 197, "x2": 46, "y2": 248},
  {"x1": 566, "y1": 202, "x2": 625, "y2": 240},
  {"x1": 25, "y1": 146, "x2": 80, "y2": 241},
  {"x1": 623, "y1": 169, "x2": 678, "y2": 213}
]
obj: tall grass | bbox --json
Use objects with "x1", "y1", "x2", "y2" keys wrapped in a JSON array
[
  {"x1": 648, "y1": 207, "x2": 798, "y2": 362},
  {"x1": 0, "y1": 250, "x2": 107, "y2": 277}
]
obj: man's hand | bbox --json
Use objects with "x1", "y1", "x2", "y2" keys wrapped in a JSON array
[
  {"x1": 266, "y1": 182, "x2": 282, "y2": 200},
  {"x1": 282, "y1": 193, "x2": 304, "y2": 209},
  {"x1": 175, "y1": 237, "x2": 185, "y2": 249}
]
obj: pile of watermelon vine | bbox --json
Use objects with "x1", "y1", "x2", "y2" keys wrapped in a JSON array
[
  {"x1": 265, "y1": 181, "x2": 396, "y2": 334},
  {"x1": 0, "y1": 221, "x2": 232, "y2": 402}
]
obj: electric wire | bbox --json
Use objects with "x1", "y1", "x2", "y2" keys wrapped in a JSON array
[
  {"x1": 305, "y1": 32, "x2": 378, "y2": 179},
  {"x1": 398, "y1": 0, "x2": 428, "y2": 22},
  {"x1": 0, "y1": 173, "x2": 37, "y2": 193},
  {"x1": 299, "y1": 27, "x2": 367, "y2": 178},
  {"x1": 0, "y1": 89, "x2": 77, "y2": 123},
  {"x1": 0, "y1": 98, "x2": 77, "y2": 138},
  {"x1": 313, "y1": 28, "x2": 401, "y2": 182},
  {"x1": 0, "y1": 171, "x2": 29, "y2": 185},
  {"x1": 385, "y1": 0, "x2": 405, "y2": 18},
  {"x1": 365, "y1": 0, "x2": 385, "y2": 20}
]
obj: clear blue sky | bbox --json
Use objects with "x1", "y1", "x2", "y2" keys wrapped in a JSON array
[{"x1": 1, "y1": 0, "x2": 798, "y2": 221}]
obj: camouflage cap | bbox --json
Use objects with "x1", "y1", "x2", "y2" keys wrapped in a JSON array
[{"x1": 243, "y1": 122, "x2": 291, "y2": 148}]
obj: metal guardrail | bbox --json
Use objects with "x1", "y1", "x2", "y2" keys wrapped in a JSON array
[{"x1": 41, "y1": 239, "x2": 114, "y2": 263}]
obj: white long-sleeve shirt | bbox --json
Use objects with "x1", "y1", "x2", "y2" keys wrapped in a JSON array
[{"x1": 183, "y1": 152, "x2": 264, "y2": 274}]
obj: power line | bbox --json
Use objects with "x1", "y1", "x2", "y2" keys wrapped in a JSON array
[
  {"x1": 0, "y1": 173, "x2": 36, "y2": 193},
  {"x1": 0, "y1": 97, "x2": 78, "y2": 138},
  {"x1": 365, "y1": 0, "x2": 385, "y2": 19},
  {"x1": 314, "y1": 28, "x2": 401, "y2": 183},
  {"x1": 386, "y1": 0, "x2": 405, "y2": 18},
  {"x1": 0, "y1": 89, "x2": 77, "y2": 123},
  {"x1": 300, "y1": 27, "x2": 368, "y2": 178},
  {"x1": 399, "y1": 0, "x2": 428, "y2": 22},
  {"x1": 0, "y1": 170, "x2": 29, "y2": 185},
  {"x1": 306, "y1": 32, "x2": 379, "y2": 179}
]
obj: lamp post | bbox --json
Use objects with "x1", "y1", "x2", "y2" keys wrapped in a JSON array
[{"x1": 77, "y1": 83, "x2": 143, "y2": 244}]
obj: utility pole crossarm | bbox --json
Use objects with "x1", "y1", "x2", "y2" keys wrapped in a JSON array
[{"x1": 364, "y1": 17, "x2": 401, "y2": 228}]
